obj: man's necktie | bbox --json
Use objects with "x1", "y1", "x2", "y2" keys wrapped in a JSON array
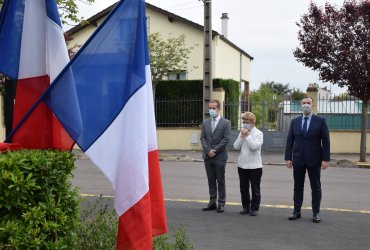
[
  {"x1": 211, "y1": 118, "x2": 216, "y2": 133},
  {"x1": 302, "y1": 116, "x2": 308, "y2": 137}
]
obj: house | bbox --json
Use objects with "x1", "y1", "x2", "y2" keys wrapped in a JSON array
[{"x1": 65, "y1": 2, "x2": 253, "y2": 91}]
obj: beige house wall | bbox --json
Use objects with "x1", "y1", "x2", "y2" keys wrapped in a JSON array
[
  {"x1": 157, "y1": 128, "x2": 202, "y2": 150},
  {"x1": 330, "y1": 131, "x2": 370, "y2": 153},
  {"x1": 67, "y1": 17, "x2": 105, "y2": 50},
  {"x1": 213, "y1": 36, "x2": 250, "y2": 82},
  {"x1": 157, "y1": 129, "x2": 370, "y2": 153},
  {"x1": 67, "y1": 6, "x2": 251, "y2": 83},
  {"x1": 146, "y1": 8, "x2": 204, "y2": 80}
]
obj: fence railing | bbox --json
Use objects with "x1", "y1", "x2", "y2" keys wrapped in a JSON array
[
  {"x1": 155, "y1": 96, "x2": 370, "y2": 131},
  {"x1": 155, "y1": 96, "x2": 202, "y2": 127}
]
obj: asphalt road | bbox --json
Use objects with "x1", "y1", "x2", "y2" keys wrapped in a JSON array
[{"x1": 73, "y1": 158, "x2": 370, "y2": 250}]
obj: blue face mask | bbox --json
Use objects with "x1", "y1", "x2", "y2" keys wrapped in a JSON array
[
  {"x1": 243, "y1": 123, "x2": 252, "y2": 130},
  {"x1": 209, "y1": 109, "x2": 217, "y2": 118}
]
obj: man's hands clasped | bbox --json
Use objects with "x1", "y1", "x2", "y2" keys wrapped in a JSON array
[{"x1": 208, "y1": 149, "x2": 216, "y2": 157}]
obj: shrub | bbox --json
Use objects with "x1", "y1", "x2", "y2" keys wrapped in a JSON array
[
  {"x1": 153, "y1": 225, "x2": 194, "y2": 250},
  {"x1": 76, "y1": 196, "x2": 194, "y2": 250},
  {"x1": 0, "y1": 150, "x2": 80, "y2": 249},
  {"x1": 75, "y1": 196, "x2": 117, "y2": 250}
]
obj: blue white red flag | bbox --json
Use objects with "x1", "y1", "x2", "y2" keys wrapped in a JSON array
[
  {"x1": 0, "y1": 0, "x2": 73, "y2": 150},
  {"x1": 8, "y1": 0, "x2": 167, "y2": 248}
]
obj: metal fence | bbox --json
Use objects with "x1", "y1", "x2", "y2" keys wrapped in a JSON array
[
  {"x1": 155, "y1": 96, "x2": 203, "y2": 127},
  {"x1": 154, "y1": 96, "x2": 370, "y2": 131}
]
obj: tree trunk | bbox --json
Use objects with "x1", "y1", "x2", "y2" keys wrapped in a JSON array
[{"x1": 359, "y1": 100, "x2": 368, "y2": 162}]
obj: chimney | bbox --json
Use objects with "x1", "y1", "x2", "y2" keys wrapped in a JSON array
[{"x1": 221, "y1": 13, "x2": 229, "y2": 38}]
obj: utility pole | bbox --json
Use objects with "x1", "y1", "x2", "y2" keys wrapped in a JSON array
[{"x1": 202, "y1": 0, "x2": 212, "y2": 120}]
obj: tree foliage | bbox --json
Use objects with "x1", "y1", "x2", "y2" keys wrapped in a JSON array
[
  {"x1": 263, "y1": 81, "x2": 291, "y2": 96},
  {"x1": 294, "y1": 0, "x2": 370, "y2": 161},
  {"x1": 294, "y1": 0, "x2": 370, "y2": 102},
  {"x1": 148, "y1": 32, "x2": 197, "y2": 90},
  {"x1": 251, "y1": 83, "x2": 284, "y2": 128},
  {"x1": 291, "y1": 87, "x2": 306, "y2": 100}
]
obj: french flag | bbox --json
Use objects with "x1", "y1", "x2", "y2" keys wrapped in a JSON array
[
  {"x1": 0, "y1": 0, "x2": 73, "y2": 150},
  {"x1": 3, "y1": 0, "x2": 167, "y2": 248}
]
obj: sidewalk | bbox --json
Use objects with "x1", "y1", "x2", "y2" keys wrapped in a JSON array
[{"x1": 158, "y1": 150, "x2": 370, "y2": 168}]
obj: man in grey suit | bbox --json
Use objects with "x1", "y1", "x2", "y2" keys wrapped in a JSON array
[{"x1": 200, "y1": 99, "x2": 231, "y2": 213}]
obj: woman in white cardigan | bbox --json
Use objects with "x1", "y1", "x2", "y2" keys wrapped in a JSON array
[{"x1": 233, "y1": 112, "x2": 263, "y2": 216}]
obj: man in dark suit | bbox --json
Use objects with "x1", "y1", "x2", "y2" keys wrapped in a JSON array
[
  {"x1": 201, "y1": 99, "x2": 231, "y2": 213},
  {"x1": 285, "y1": 96, "x2": 330, "y2": 223}
]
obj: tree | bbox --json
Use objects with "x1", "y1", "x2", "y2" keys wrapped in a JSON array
[
  {"x1": 294, "y1": 0, "x2": 370, "y2": 161},
  {"x1": 251, "y1": 83, "x2": 284, "y2": 128},
  {"x1": 0, "y1": 0, "x2": 95, "y2": 25},
  {"x1": 148, "y1": 32, "x2": 197, "y2": 93},
  {"x1": 291, "y1": 88, "x2": 306, "y2": 101},
  {"x1": 264, "y1": 81, "x2": 291, "y2": 96}
]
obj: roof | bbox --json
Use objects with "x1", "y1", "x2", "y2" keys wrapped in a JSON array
[{"x1": 66, "y1": 2, "x2": 254, "y2": 60}]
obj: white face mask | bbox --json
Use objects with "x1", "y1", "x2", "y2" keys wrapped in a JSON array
[
  {"x1": 243, "y1": 123, "x2": 252, "y2": 130},
  {"x1": 302, "y1": 104, "x2": 312, "y2": 113}
]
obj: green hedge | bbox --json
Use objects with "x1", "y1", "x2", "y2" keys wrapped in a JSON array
[
  {"x1": 0, "y1": 150, "x2": 80, "y2": 249},
  {"x1": 155, "y1": 80, "x2": 203, "y2": 98},
  {"x1": 155, "y1": 79, "x2": 240, "y2": 127},
  {"x1": 214, "y1": 79, "x2": 239, "y2": 127}
]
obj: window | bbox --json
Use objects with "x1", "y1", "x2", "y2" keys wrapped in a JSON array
[{"x1": 167, "y1": 71, "x2": 187, "y2": 80}]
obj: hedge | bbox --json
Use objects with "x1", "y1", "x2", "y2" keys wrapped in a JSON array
[{"x1": 0, "y1": 150, "x2": 80, "y2": 249}]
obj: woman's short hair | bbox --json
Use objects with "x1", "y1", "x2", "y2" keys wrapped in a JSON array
[{"x1": 242, "y1": 112, "x2": 256, "y2": 124}]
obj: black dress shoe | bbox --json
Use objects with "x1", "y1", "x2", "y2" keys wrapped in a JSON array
[
  {"x1": 288, "y1": 212, "x2": 301, "y2": 220},
  {"x1": 202, "y1": 204, "x2": 217, "y2": 211},
  {"x1": 250, "y1": 210, "x2": 258, "y2": 216},
  {"x1": 217, "y1": 204, "x2": 224, "y2": 213},
  {"x1": 313, "y1": 213, "x2": 321, "y2": 223},
  {"x1": 240, "y1": 208, "x2": 250, "y2": 215}
]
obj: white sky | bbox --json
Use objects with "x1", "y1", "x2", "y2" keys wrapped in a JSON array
[{"x1": 73, "y1": 0, "x2": 347, "y2": 95}]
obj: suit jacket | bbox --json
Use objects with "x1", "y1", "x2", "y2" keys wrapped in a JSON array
[
  {"x1": 285, "y1": 114, "x2": 330, "y2": 167},
  {"x1": 201, "y1": 116, "x2": 231, "y2": 161}
]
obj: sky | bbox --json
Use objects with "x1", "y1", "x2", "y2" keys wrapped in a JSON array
[{"x1": 73, "y1": 0, "x2": 347, "y2": 95}]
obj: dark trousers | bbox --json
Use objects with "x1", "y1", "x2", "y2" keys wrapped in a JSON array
[
  {"x1": 238, "y1": 167, "x2": 262, "y2": 211},
  {"x1": 204, "y1": 158, "x2": 226, "y2": 205},
  {"x1": 293, "y1": 164, "x2": 322, "y2": 214}
]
